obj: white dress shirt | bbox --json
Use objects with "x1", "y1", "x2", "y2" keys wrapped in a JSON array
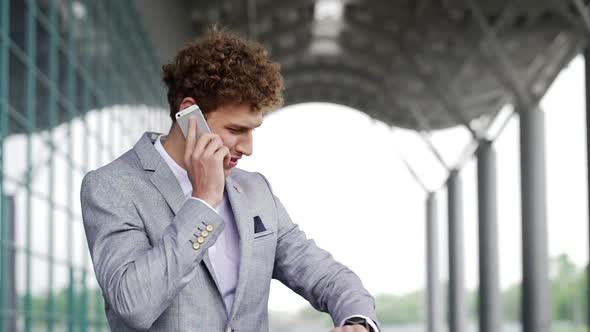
[
  {"x1": 154, "y1": 135, "x2": 379, "y2": 331},
  {"x1": 154, "y1": 135, "x2": 240, "y2": 314}
]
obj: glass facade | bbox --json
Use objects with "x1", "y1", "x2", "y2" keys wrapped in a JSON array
[{"x1": 0, "y1": 1, "x2": 167, "y2": 331}]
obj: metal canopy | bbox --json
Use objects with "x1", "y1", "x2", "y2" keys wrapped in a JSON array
[
  {"x1": 135, "y1": 0, "x2": 587, "y2": 131},
  {"x1": 3, "y1": 0, "x2": 586, "y2": 135},
  {"x1": 3, "y1": 1, "x2": 583, "y2": 135}
]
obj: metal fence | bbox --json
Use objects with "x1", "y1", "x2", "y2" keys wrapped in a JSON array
[{"x1": 0, "y1": 1, "x2": 167, "y2": 331}]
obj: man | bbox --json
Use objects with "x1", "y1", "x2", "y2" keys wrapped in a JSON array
[{"x1": 80, "y1": 29, "x2": 380, "y2": 332}]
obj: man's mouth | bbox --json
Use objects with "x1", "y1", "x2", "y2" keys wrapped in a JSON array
[{"x1": 228, "y1": 157, "x2": 240, "y2": 167}]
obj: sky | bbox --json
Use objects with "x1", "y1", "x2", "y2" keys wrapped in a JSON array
[{"x1": 2, "y1": 55, "x2": 588, "y2": 315}]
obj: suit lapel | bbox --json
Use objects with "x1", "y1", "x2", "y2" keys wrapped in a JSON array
[
  {"x1": 202, "y1": 252, "x2": 225, "y2": 311},
  {"x1": 225, "y1": 176, "x2": 254, "y2": 321},
  {"x1": 135, "y1": 132, "x2": 225, "y2": 301},
  {"x1": 149, "y1": 159, "x2": 186, "y2": 216},
  {"x1": 134, "y1": 132, "x2": 185, "y2": 216}
]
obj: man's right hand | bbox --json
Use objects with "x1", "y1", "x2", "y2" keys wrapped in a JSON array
[{"x1": 184, "y1": 117, "x2": 230, "y2": 208}]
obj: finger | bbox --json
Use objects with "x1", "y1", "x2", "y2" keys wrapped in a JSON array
[
  {"x1": 191, "y1": 133, "x2": 216, "y2": 161},
  {"x1": 188, "y1": 115, "x2": 196, "y2": 137},
  {"x1": 214, "y1": 146, "x2": 231, "y2": 167},
  {"x1": 184, "y1": 118, "x2": 198, "y2": 163},
  {"x1": 196, "y1": 133, "x2": 218, "y2": 153},
  {"x1": 201, "y1": 135, "x2": 223, "y2": 157}
]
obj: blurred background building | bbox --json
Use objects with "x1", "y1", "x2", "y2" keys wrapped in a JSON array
[{"x1": 0, "y1": 0, "x2": 589, "y2": 331}]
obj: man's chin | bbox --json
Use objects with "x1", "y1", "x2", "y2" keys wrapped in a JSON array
[{"x1": 224, "y1": 168, "x2": 233, "y2": 177}]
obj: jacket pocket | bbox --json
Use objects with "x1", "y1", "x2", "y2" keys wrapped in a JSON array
[{"x1": 253, "y1": 229, "x2": 275, "y2": 240}]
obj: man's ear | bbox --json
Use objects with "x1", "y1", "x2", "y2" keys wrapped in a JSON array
[{"x1": 179, "y1": 97, "x2": 196, "y2": 111}]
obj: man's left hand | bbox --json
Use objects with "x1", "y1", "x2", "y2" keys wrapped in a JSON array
[{"x1": 330, "y1": 326, "x2": 368, "y2": 332}]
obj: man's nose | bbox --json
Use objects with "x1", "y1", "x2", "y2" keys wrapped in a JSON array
[{"x1": 236, "y1": 135, "x2": 253, "y2": 156}]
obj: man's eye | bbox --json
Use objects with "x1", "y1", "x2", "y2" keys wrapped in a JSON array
[{"x1": 229, "y1": 128, "x2": 241, "y2": 134}]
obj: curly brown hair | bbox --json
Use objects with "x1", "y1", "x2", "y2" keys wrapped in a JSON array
[{"x1": 162, "y1": 28, "x2": 284, "y2": 121}]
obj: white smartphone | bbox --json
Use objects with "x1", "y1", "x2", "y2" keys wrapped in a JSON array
[{"x1": 175, "y1": 104, "x2": 211, "y2": 138}]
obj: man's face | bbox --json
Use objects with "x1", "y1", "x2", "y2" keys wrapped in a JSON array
[{"x1": 204, "y1": 103, "x2": 263, "y2": 176}]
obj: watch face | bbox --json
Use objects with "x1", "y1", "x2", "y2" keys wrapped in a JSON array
[
  {"x1": 344, "y1": 317, "x2": 374, "y2": 332},
  {"x1": 345, "y1": 317, "x2": 369, "y2": 327}
]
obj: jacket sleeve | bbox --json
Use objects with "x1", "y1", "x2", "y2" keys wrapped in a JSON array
[
  {"x1": 257, "y1": 173, "x2": 380, "y2": 328},
  {"x1": 80, "y1": 170, "x2": 225, "y2": 330}
]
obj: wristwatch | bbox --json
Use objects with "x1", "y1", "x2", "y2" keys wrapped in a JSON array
[{"x1": 343, "y1": 316, "x2": 375, "y2": 332}]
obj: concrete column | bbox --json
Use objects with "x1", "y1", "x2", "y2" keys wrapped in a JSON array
[
  {"x1": 476, "y1": 140, "x2": 501, "y2": 332},
  {"x1": 426, "y1": 192, "x2": 442, "y2": 332},
  {"x1": 447, "y1": 170, "x2": 466, "y2": 332},
  {"x1": 519, "y1": 106, "x2": 551, "y2": 332},
  {"x1": 584, "y1": 47, "x2": 590, "y2": 332}
]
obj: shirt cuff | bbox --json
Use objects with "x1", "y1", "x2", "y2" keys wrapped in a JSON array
[
  {"x1": 189, "y1": 197, "x2": 218, "y2": 213},
  {"x1": 339, "y1": 315, "x2": 379, "y2": 332}
]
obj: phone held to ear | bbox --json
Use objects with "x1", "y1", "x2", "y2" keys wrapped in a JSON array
[{"x1": 175, "y1": 104, "x2": 211, "y2": 138}]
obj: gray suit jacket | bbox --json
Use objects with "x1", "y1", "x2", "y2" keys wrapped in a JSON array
[{"x1": 80, "y1": 132, "x2": 379, "y2": 331}]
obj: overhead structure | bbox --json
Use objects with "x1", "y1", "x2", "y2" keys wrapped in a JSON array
[
  {"x1": 136, "y1": 0, "x2": 585, "y2": 132},
  {"x1": 4, "y1": 0, "x2": 585, "y2": 135}
]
